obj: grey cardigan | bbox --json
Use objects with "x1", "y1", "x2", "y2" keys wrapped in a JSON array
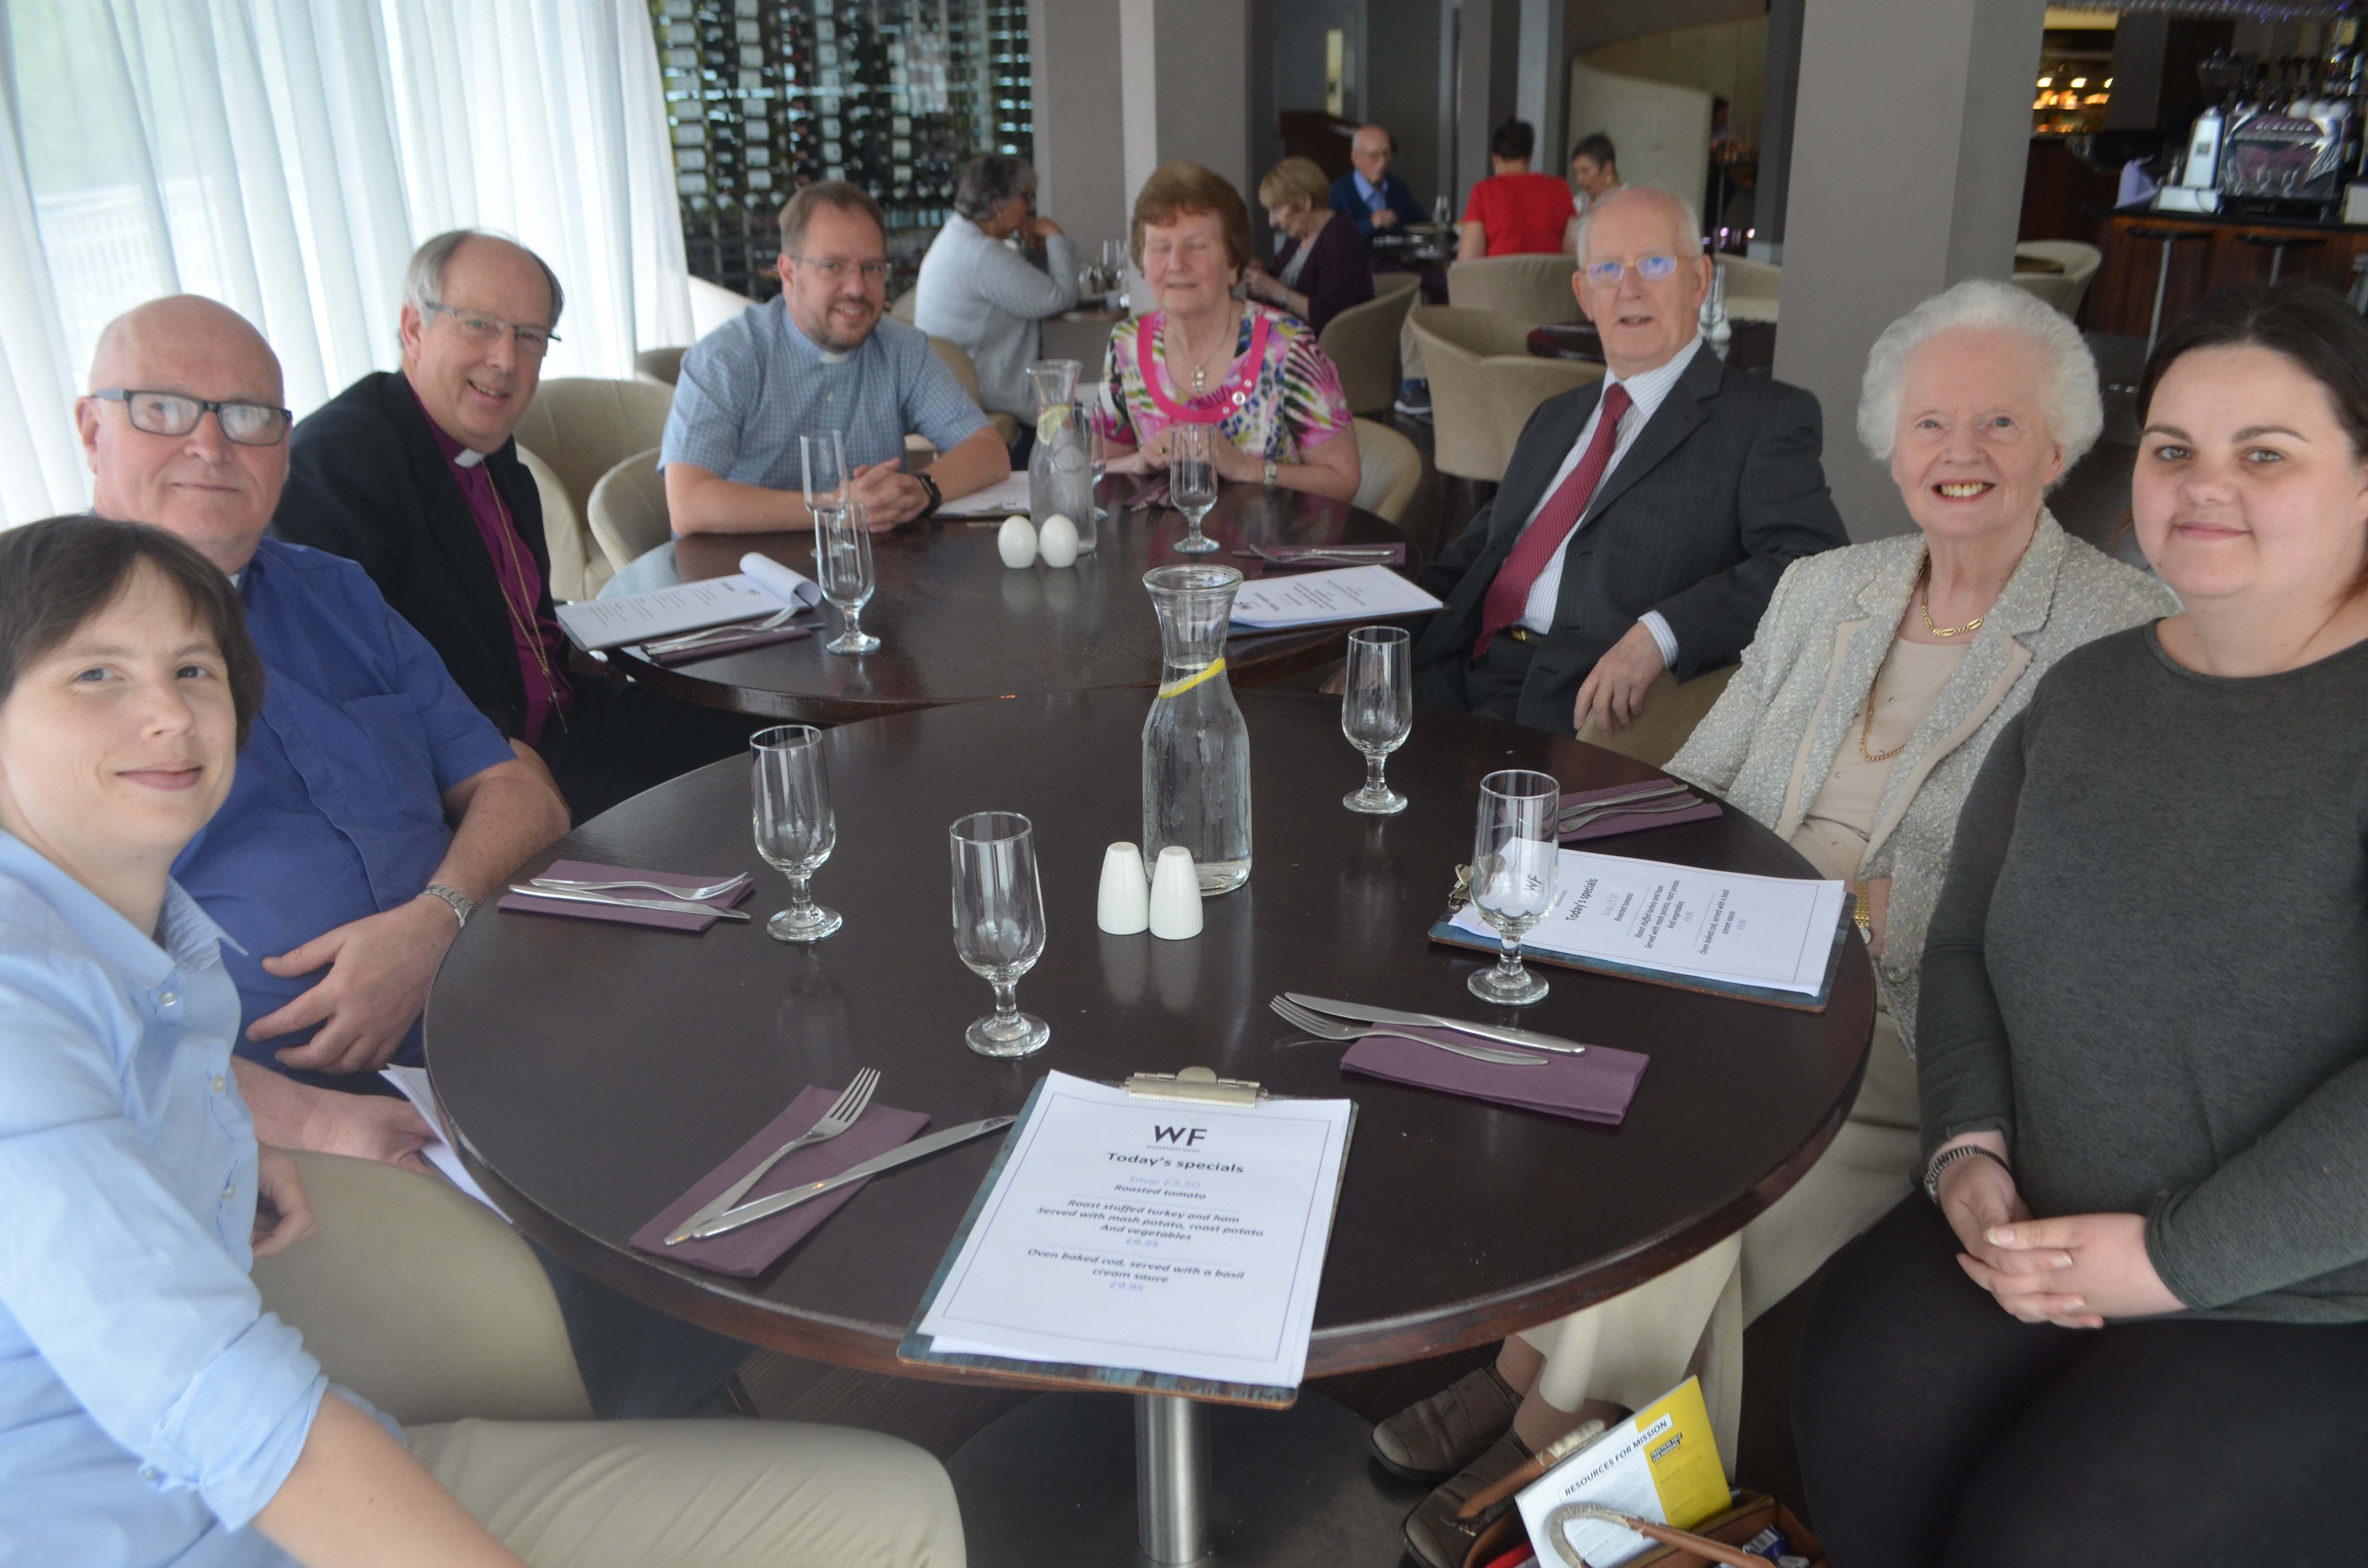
[
  {"x1": 913, "y1": 214, "x2": 1079, "y2": 417},
  {"x1": 1668, "y1": 512, "x2": 2178, "y2": 1053}
]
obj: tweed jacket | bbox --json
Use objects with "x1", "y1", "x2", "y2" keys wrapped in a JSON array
[{"x1": 1668, "y1": 512, "x2": 2178, "y2": 1053}]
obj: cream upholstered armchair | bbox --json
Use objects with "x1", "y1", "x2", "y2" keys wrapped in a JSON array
[
  {"x1": 1320, "y1": 280, "x2": 1421, "y2": 417},
  {"x1": 1350, "y1": 418, "x2": 1422, "y2": 524},
  {"x1": 1719, "y1": 257, "x2": 1782, "y2": 324},
  {"x1": 2010, "y1": 242, "x2": 2102, "y2": 320},
  {"x1": 1576, "y1": 665, "x2": 1742, "y2": 770},
  {"x1": 925, "y1": 333, "x2": 1023, "y2": 447},
  {"x1": 1409, "y1": 306, "x2": 1604, "y2": 484},
  {"x1": 1446, "y1": 254, "x2": 1582, "y2": 327},
  {"x1": 588, "y1": 447, "x2": 673, "y2": 574},
  {"x1": 510, "y1": 378, "x2": 675, "y2": 597},
  {"x1": 634, "y1": 345, "x2": 686, "y2": 386},
  {"x1": 512, "y1": 445, "x2": 607, "y2": 600}
]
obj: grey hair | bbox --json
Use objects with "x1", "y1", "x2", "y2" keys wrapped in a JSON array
[
  {"x1": 1572, "y1": 186, "x2": 1703, "y2": 264},
  {"x1": 403, "y1": 229, "x2": 566, "y2": 330},
  {"x1": 953, "y1": 155, "x2": 1037, "y2": 224},
  {"x1": 1856, "y1": 277, "x2": 2101, "y2": 477}
]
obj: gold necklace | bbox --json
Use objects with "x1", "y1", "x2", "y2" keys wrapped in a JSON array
[
  {"x1": 1168, "y1": 308, "x2": 1239, "y2": 398},
  {"x1": 1858, "y1": 688, "x2": 1909, "y2": 763},
  {"x1": 486, "y1": 481, "x2": 568, "y2": 734},
  {"x1": 1917, "y1": 561, "x2": 1986, "y2": 639}
]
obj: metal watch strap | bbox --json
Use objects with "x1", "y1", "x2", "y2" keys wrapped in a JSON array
[
  {"x1": 1924, "y1": 1142, "x2": 2010, "y2": 1204},
  {"x1": 916, "y1": 470, "x2": 943, "y2": 517},
  {"x1": 422, "y1": 882, "x2": 476, "y2": 930},
  {"x1": 1262, "y1": 457, "x2": 1279, "y2": 489}
]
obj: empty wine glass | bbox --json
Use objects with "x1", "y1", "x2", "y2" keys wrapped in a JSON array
[
  {"x1": 1341, "y1": 625, "x2": 1412, "y2": 814},
  {"x1": 815, "y1": 502, "x2": 880, "y2": 654},
  {"x1": 1468, "y1": 769, "x2": 1561, "y2": 1006},
  {"x1": 753, "y1": 725, "x2": 842, "y2": 943},
  {"x1": 1169, "y1": 422, "x2": 1220, "y2": 554},
  {"x1": 1102, "y1": 238, "x2": 1129, "y2": 306},
  {"x1": 801, "y1": 430, "x2": 849, "y2": 523},
  {"x1": 950, "y1": 811, "x2": 1050, "y2": 1058}
]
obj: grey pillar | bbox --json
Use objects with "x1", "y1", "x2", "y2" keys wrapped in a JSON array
[
  {"x1": 1453, "y1": 0, "x2": 1521, "y2": 200},
  {"x1": 1029, "y1": 0, "x2": 1129, "y2": 254},
  {"x1": 1121, "y1": 0, "x2": 1254, "y2": 203},
  {"x1": 1774, "y1": 0, "x2": 2049, "y2": 539},
  {"x1": 1756, "y1": 0, "x2": 1805, "y2": 256}
]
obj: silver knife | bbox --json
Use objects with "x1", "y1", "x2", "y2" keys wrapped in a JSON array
[
  {"x1": 1555, "y1": 780, "x2": 1689, "y2": 820},
  {"x1": 1284, "y1": 994, "x2": 1588, "y2": 1055},
  {"x1": 505, "y1": 884, "x2": 752, "y2": 920},
  {"x1": 686, "y1": 1116, "x2": 1018, "y2": 1239}
]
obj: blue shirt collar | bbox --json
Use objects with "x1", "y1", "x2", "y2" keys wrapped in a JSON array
[
  {"x1": 0, "y1": 831, "x2": 234, "y2": 991},
  {"x1": 1354, "y1": 171, "x2": 1382, "y2": 202}
]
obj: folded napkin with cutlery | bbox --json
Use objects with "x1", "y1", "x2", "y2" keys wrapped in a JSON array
[
  {"x1": 645, "y1": 621, "x2": 815, "y2": 665},
  {"x1": 1257, "y1": 543, "x2": 1406, "y2": 565},
  {"x1": 1560, "y1": 780, "x2": 1722, "y2": 843},
  {"x1": 1341, "y1": 1030, "x2": 1649, "y2": 1125},
  {"x1": 497, "y1": 858, "x2": 753, "y2": 931},
  {"x1": 631, "y1": 1087, "x2": 931, "y2": 1275}
]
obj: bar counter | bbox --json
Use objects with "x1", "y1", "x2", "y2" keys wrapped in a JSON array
[{"x1": 2093, "y1": 205, "x2": 2368, "y2": 338}]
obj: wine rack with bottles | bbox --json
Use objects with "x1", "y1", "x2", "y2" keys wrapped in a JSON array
[{"x1": 651, "y1": 0, "x2": 1034, "y2": 300}]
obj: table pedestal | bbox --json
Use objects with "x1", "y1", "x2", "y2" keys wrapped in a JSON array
[{"x1": 947, "y1": 1390, "x2": 1423, "y2": 1566}]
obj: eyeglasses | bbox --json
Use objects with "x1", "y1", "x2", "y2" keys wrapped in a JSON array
[
  {"x1": 790, "y1": 255, "x2": 890, "y2": 283},
  {"x1": 94, "y1": 389, "x2": 292, "y2": 446},
  {"x1": 424, "y1": 303, "x2": 560, "y2": 355},
  {"x1": 1581, "y1": 254, "x2": 1681, "y2": 287}
]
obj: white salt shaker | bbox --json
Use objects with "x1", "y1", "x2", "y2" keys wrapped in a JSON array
[
  {"x1": 1096, "y1": 841, "x2": 1150, "y2": 935},
  {"x1": 1147, "y1": 846, "x2": 1203, "y2": 940}
]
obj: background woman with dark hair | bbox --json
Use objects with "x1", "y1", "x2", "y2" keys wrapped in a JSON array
[
  {"x1": 1794, "y1": 282, "x2": 2368, "y2": 1564},
  {"x1": 914, "y1": 152, "x2": 1079, "y2": 419},
  {"x1": 1457, "y1": 118, "x2": 1576, "y2": 260}
]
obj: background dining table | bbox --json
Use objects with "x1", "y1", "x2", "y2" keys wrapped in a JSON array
[
  {"x1": 1528, "y1": 318, "x2": 1779, "y2": 375},
  {"x1": 592, "y1": 479, "x2": 1422, "y2": 725}
]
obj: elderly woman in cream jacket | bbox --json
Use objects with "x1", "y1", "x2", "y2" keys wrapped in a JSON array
[{"x1": 1379, "y1": 278, "x2": 2179, "y2": 1568}]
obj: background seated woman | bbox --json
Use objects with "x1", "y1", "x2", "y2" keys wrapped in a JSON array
[
  {"x1": 1094, "y1": 159, "x2": 1361, "y2": 504},
  {"x1": 1372, "y1": 280, "x2": 2175, "y2": 1568},
  {"x1": 1243, "y1": 155, "x2": 1373, "y2": 335},
  {"x1": 0, "y1": 516, "x2": 962, "y2": 1568},
  {"x1": 1796, "y1": 282, "x2": 2368, "y2": 1564}
]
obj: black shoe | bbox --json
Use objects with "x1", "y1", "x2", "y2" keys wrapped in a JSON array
[{"x1": 1393, "y1": 378, "x2": 1432, "y2": 417}]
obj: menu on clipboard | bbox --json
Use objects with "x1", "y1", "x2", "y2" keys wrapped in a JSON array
[
  {"x1": 908, "y1": 1071, "x2": 1354, "y2": 1394},
  {"x1": 1228, "y1": 565, "x2": 1442, "y2": 629}
]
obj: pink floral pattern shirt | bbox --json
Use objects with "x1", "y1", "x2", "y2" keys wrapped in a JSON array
[{"x1": 1093, "y1": 303, "x2": 1352, "y2": 463}]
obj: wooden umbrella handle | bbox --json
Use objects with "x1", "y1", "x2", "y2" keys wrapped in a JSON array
[{"x1": 1539, "y1": 1505, "x2": 1771, "y2": 1568}]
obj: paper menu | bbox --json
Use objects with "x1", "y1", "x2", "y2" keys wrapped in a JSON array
[
  {"x1": 936, "y1": 471, "x2": 1036, "y2": 518},
  {"x1": 914, "y1": 1071, "x2": 1352, "y2": 1390},
  {"x1": 1228, "y1": 564, "x2": 1442, "y2": 629},
  {"x1": 556, "y1": 574, "x2": 787, "y2": 650},
  {"x1": 379, "y1": 1066, "x2": 505, "y2": 1217},
  {"x1": 1450, "y1": 849, "x2": 1846, "y2": 997},
  {"x1": 1514, "y1": 1378, "x2": 1728, "y2": 1568}
]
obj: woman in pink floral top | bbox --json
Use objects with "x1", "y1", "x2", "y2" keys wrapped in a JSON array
[{"x1": 1096, "y1": 161, "x2": 1361, "y2": 502}]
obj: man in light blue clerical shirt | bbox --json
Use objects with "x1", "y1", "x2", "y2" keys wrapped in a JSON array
[{"x1": 1330, "y1": 123, "x2": 1429, "y2": 243}]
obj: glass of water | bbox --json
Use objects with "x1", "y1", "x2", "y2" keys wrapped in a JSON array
[
  {"x1": 1341, "y1": 625, "x2": 1412, "y2": 815},
  {"x1": 1467, "y1": 769, "x2": 1561, "y2": 1006},
  {"x1": 950, "y1": 811, "x2": 1050, "y2": 1058},
  {"x1": 1168, "y1": 422, "x2": 1220, "y2": 554},
  {"x1": 800, "y1": 429, "x2": 849, "y2": 522},
  {"x1": 815, "y1": 502, "x2": 880, "y2": 654},
  {"x1": 752, "y1": 725, "x2": 842, "y2": 943}
]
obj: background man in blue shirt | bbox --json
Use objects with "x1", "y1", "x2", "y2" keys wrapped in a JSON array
[
  {"x1": 662, "y1": 180, "x2": 1009, "y2": 534},
  {"x1": 74, "y1": 295, "x2": 571, "y2": 1164},
  {"x1": 1331, "y1": 124, "x2": 1429, "y2": 242}
]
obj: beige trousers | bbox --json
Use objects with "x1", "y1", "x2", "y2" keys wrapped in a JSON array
[
  {"x1": 407, "y1": 1418, "x2": 965, "y2": 1568},
  {"x1": 1512, "y1": 1010, "x2": 1920, "y2": 1469}
]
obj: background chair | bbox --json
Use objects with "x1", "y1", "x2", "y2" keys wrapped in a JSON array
[
  {"x1": 890, "y1": 288, "x2": 918, "y2": 323},
  {"x1": 634, "y1": 345, "x2": 685, "y2": 387},
  {"x1": 1410, "y1": 306, "x2": 1604, "y2": 484},
  {"x1": 2009, "y1": 241, "x2": 2102, "y2": 320},
  {"x1": 1575, "y1": 665, "x2": 1740, "y2": 769},
  {"x1": 926, "y1": 333, "x2": 1023, "y2": 446},
  {"x1": 1350, "y1": 417, "x2": 1421, "y2": 524},
  {"x1": 1718, "y1": 257, "x2": 1782, "y2": 324},
  {"x1": 1446, "y1": 254, "x2": 1582, "y2": 327},
  {"x1": 1321, "y1": 283, "x2": 1422, "y2": 417},
  {"x1": 690, "y1": 276, "x2": 757, "y2": 339},
  {"x1": 252, "y1": 1152, "x2": 592, "y2": 1425},
  {"x1": 588, "y1": 446, "x2": 673, "y2": 574},
  {"x1": 513, "y1": 444, "x2": 610, "y2": 600},
  {"x1": 510, "y1": 378, "x2": 675, "y2": 597}
]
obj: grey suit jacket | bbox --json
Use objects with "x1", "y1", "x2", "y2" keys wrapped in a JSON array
[
  {"x1": 1413, "y1": 342, "x2": 1849, "y2": 734},
  {"x1": 1667, "y1": 513, "x2": 2180, "y2": 1052}
]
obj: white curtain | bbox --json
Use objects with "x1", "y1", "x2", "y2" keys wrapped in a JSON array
[{"x1": 0, "y1": 0, "x2": 693, "y2": 526}]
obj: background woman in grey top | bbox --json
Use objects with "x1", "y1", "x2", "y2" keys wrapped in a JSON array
[
  {"x1": 1796, "y1": 284, "x2": 2368, "y2": 1564},
  {"x1": 914, "y1": 154, "x2": 1079, "y2": 419}
]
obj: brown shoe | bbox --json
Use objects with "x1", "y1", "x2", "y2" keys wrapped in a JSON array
[
  {"x1": 1400, "y1": 1433, "x2": 1531, "y2": 1568},
  {"x1": 1371, "y1": 1365, "x2": 1522, "y2": 1482}
]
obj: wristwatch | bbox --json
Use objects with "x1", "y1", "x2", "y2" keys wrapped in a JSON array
[
  {"x1": 1923, "y1": 1143, "x2": 2010, "y2": 1204},
  {"x1": 1262, "y1": 457, "x2": 1279, "y2": 489},
  {"x1": 421, "y1": 882, "x2": 476, "y2": 930},
  {"x1": 915, "y1": 470, "x2": 943, "y2": 519}
]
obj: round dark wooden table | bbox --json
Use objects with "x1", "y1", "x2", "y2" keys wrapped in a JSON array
[
  {"x1": 429, "y1": 691, "x2": 1872, "y2": 1565},
  {"x1": 595, "y1": 481, "x2": 1420, "y2": 724}
]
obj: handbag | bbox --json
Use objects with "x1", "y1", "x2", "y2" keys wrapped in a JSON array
[{"x1": 1461, "y1": 1490, "x2": 1829, "y2": 1568}]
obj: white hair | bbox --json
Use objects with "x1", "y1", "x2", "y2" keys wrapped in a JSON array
[
  {"x1": 1857, "y1": 278, "x2": 2101, "y2": 479},
  {"x1": 1572, "y1": 185, "x2": 1703, "y2": 264}
]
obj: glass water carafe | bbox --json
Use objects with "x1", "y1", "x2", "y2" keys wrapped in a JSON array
[
  {"x1": 1141, "y1": 565, "x2": 1251, "y2": 894},
  {"x1": 1026, "y1": 358, "x2": 1097, "y2": 551}
]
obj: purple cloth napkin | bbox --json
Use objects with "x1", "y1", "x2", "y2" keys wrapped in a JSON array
[
  {"x1": 496, "y1": 858, "x2": 754, "y2": 932},
  {"x1": 1558, "y1": 781, "x2": 1723, "y2": 844},
  {"x1": 646, "y1": 622, "x2": 817, "y2": 666},
  {"x1": 1341, "y1": 1029, "x2": 1649, "y2": 1125},
  {"x1": 630, "y1": 1087, "x2": 932, "y2": 1276}
]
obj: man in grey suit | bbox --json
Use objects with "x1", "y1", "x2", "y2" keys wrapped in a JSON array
[{"x1": 1412, "y1": 187, "x2": 1847, "y2": 736}]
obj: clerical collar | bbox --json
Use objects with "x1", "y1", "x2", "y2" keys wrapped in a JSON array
[{"x1": 454, "y1": 446, "x2": 486, "y2": 468}]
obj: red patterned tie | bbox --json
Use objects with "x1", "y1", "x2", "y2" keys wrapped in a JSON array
[{"x1": 1472, "y1": 382, "x2": 1632, "y2": 660}]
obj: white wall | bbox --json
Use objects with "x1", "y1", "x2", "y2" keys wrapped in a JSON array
[{"x1": 1567, "y1": 60, "x2": 1712, "y2": 216}]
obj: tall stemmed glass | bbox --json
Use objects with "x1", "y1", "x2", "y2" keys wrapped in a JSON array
[
  {"x1": 1341, "y1": 625, "x2": 1412, "y2": 814},
  {"x1": 1168, "y1": 421, "x2": 1220, "y2": 554},
  {"x1": 752, "y1": 725, "x2": 842, "y2": 943},
  {"x1": 950, "y1": 811, "x2": 1050, "y2": 1057},
  {"x1": 801, "y1": 430, "x2": 849, "y2": 523},
  {"x1": 815, "y1": 502, "x2": 880, "y2": 654},
  {"x1": 1467, "y1": 769, "x2": 1561, "y2": 1006}
]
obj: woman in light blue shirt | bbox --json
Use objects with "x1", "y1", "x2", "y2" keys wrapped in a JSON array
[{"x1": 0, "y1": 516, "x2": 962, "y2": 1566}]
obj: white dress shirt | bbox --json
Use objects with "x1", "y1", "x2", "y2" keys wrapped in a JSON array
[{"x1": 1515, "y1": 333, "x2": 1707, "y2": 668}]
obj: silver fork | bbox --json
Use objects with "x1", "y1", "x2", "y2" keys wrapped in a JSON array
[
  {"x1": 664, "y1": 1068, "x2": 883, "y2": 1245},
  {"x1": 1558, "y1": 795, "x2": 1705, "y2": 835},
  {"x1": 531, "y1": 873, "x2": 751, "y2": 901},
  {"x1": 1554, "y1": 780, "x2": 1689, "y2": 825},
  {"x1": 1268, "y1": 997, "x2": 1547, "y2": 1066},
  {"x1": 644, "y1": 608, "x2": 796, "y2": 656}
]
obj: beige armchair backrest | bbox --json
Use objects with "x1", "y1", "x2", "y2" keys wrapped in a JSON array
[
  {"x1": 1410, "y1": 306, "x2": 1604, "y2": 483},
  {"x1": 1576, "y1": 665, "x2": 1740, "y2": 770},
  {"x1": 1373, "y1": 270, "x2": 1423, "y2": 300},
  {"x1": 690, "y1": 276, "x2": 758, "y2": 339},
  {"x1": 1351, "y1": 418, "x2": 1422, "y2": 525},
  {"x1": 634, "y1": 345, "x2": 685, "y2": 387},
  {"x1": 510, "y1": 378, "x2": 675, "y2": 542},
  {"x1": 2010, "y1": 241, "x2": 2103, "y2": 319},
  {"x1": 516, "y1": 443, "x2": 608, "y2": 601},
  {"x1": 890, "y1": 288, "x2": 918, "y2": 323},
  {"x1": 1446, "y1": 254, "x2": 1582, "y2": 327},
  {"x1": 587, "y1": 446, "x2": 673, "y2": 574},
  {"x1": 1320, "y1": 285, "x2": 1421, "y2": 416}
]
